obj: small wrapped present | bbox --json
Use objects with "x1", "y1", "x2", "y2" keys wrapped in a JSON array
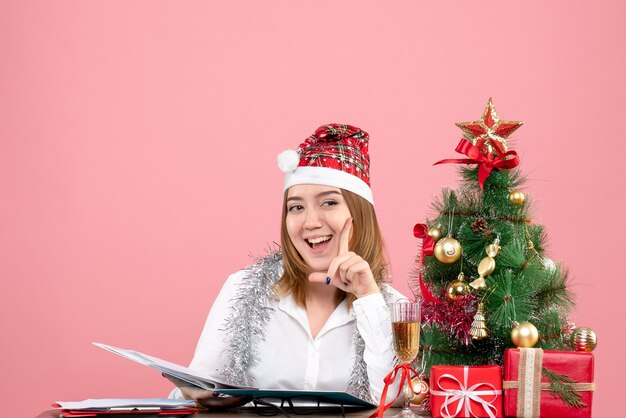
[
  {"x1": 430, "y1": 365, "x2": 503, "y2": 418},
  {"x1": 503, "y1": 348, "x2": 594, "y2": 418}
]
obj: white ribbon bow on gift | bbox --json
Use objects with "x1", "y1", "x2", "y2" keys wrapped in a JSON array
[{"x1": 430, "y1": 366, "x2": 502, "y2": 418}]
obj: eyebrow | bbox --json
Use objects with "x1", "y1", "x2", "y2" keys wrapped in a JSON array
[{"x1": 286, "y1": 190, "x2": 342, "y2": 202}]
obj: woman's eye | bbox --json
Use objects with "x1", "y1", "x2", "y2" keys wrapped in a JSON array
[
  {"x1": 322, "y1": 200, "x2": 338, "y2": 207},
  {"x1": 288, "y1": 205, "x2": 304, "y2": 212}
]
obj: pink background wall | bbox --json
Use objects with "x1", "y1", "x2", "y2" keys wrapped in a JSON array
[{"x1": 1, "y1": 1, "x2": 623, "y2": 416}]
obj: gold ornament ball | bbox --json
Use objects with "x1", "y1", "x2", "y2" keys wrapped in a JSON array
[
  {"x1": 571, "y1": 327, "x2": 597, "y2": 352},
  {"x1": 427, "y1": 226, "x2": 443, "y2": 243},
  {"x1": 434, "y1": 237, "x2": 462, "y2": 264},
  {"x1": 410, "y1": 377, "x2": 429, "y2": 405},
  {"x1": 509, "y1": 190, "x2": 526, "y2": 205},
  {"x1": 446, "y1": 279, "x2": 470, "y2": 300},
  {"x1": 511, "y1": 321, "x2": 539, "y2": 348}
]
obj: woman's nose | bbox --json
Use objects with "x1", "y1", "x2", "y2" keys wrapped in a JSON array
[{"x1": 303, "y1": 208, "x2": 322, "y2": 229}]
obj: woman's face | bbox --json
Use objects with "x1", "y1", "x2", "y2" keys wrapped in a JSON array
[{"x1": 285, "y1": 184, "x2": 352, "y2": 273}]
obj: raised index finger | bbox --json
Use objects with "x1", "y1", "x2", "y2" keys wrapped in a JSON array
[{"x1": 338, "y1": 217, "x2": 353, "y2": 255}]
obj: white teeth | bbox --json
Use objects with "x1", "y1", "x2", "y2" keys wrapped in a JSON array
[{"x1": 307, "y1": 236, "x2": 331, "y2": 244}]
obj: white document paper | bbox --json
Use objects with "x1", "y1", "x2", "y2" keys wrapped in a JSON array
[
  {"x1": 55, "y1": 398, "x2": 195, "y2": 410},
  {"x1": 93, "y1": 342, "x2": 256, "y2": 390}
]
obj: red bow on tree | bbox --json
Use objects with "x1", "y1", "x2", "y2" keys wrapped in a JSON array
[
  {"x1": 434, "y1": 139, "x2": 520, "y2": 189},
  {"x1": 413, "y1": 224, "x2": 442, "y2": 305}
]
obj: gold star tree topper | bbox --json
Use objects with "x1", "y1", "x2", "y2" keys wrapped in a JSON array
[{"x1": 455, "y1": 98, "x2": 524, "y2": 156}]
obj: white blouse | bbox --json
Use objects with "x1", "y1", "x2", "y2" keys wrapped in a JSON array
[{"x1": 171, "y1": 269, "x2": 405, "y2": 404}]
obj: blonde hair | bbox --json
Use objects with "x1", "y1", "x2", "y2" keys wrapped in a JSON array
[{"x1": 277, "y1": 188, "x2": 388, "y2": 307}]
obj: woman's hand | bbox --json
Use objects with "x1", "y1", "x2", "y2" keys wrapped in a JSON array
[
  {"x1": 162, "y1": 374, "x2": 252, "y2": 410},
  {"x1": 309, "y1": 218, "x2": 380, "y2": 298}
]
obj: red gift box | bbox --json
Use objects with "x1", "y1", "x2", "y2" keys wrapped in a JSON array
[
  {"x1": 430, "y1": 365, "x2": 503, "y2": 418},
  {"x1": 503, "y1": 348, "x2": 594, "y2": 418}
]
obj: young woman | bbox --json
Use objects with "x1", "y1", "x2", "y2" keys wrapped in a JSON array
[{"x1": 166, "y1": 124, "x2": 404, "y2": 409}]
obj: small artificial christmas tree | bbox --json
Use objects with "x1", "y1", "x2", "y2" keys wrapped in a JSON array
[{"x1": 412, "y1": 99, "x2": 576, "y2": 374}]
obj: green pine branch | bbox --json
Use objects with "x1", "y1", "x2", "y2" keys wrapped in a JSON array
[
  {"x1": 535, "y1": 308, "x2": 571, "y2": 350},
  {"x1": 542, "y1": 367, "x2": 586, "y2": 408},
  {"x1": 485, "y1": 270, "x2": 537, "y2": 333},
  {"x1": 494, "y1": 234, "x2": 527, "y2": 270},
  {"x1": 460, "y1": 166, "x2": 526, "y2": 190},
  {"x1": 527, "y1": 224, "x2": 547, "y2": 253},
  {"x1": 535, "y1": 265, "x2": 575, "y2": 310}
]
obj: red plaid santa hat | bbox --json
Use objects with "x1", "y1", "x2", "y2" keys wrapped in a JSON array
[{"x1": 277, "y1": 124, "x2": 374, "y2": 205}]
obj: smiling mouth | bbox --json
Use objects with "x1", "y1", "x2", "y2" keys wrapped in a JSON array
[{"x1": 306, "y1": 235, "x2": 331, "y2": 248}]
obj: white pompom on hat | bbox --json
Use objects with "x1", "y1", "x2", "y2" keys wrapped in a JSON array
[{"x1": 277, "y1": 149, "x2": 300, "y2": 173}]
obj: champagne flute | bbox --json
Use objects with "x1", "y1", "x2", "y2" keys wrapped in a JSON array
[{"x1": 391, "y1": 299, "x2": 421, "y2": 418}]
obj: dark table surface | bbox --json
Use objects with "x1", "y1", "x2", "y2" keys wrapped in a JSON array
[{"x1": 36, "y1": 407, "x2": 430, "y2": 418}]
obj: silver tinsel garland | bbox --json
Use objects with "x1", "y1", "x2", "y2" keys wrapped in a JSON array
[
  {"x1": 219, "y1": 250, "x2": 392, "y2": 402},
  {"x1": 220, "y1": 251, "x2": 283, "y2": 386}
]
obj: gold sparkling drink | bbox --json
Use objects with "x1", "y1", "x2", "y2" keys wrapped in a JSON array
[
  {"x1": 392, "y1": 321, "x2": 420, "y2": 363},
  {"x1": 390, "y1": 300, "x2": 421, "y2": 418}
]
